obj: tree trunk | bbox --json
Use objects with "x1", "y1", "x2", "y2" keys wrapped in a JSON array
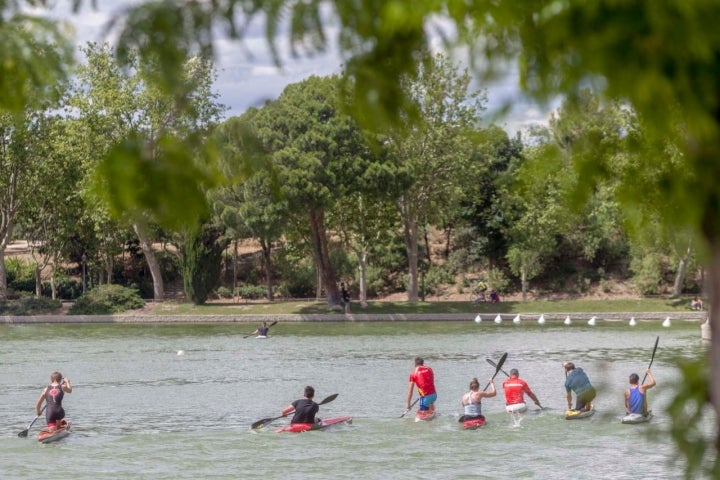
[
  {"x1": 402, "y1": 214, "x2": 420, "y2": 302},
  {"x1": 521, "y1": 265, "x2": 528, "y2": 302},
  {"x1": 706, "y1": 240, "x2": 720, "y2": 447},
  {"x1": 0, "y1": 249, "x2": 8, "y2": 299},
  {"x1": 673, "y1": 243, "x2": 692, "y2": 296},
  {"x1": 307, "y1": 208, "x2": 341, "y2": 307},
  {"x1": 34, "y1": 265, "x2": 42, "y2": 296},
  {"x1": 133, "y1": 223, "x2": 164, "y2": 301},
  {"x1": 232, "y1": 240, "x2": 238, "y2": 302},
  {"x1": 260, "y1": 238, "x2": 274, "y2": 301},
  {"x1": 358, "y1": 249, "x2": 368, "y2": 308}
]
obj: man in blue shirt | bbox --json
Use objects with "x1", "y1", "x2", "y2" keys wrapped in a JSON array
[{"x1": 564, "y1": 362, "x2": 596, "y2": 412}]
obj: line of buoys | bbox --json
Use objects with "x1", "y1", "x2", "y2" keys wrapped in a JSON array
[{"x1": 472, "y1": 314, "x2": 676, "y2": 326}]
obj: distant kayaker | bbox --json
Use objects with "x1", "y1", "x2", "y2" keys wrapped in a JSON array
[
  {"x1": 625, "y1": 369, "x2": 656, "y2": 416},
  {"x1": 406, "y1": 357, "x2": 437, "y2": 414},
  {"x1": 563, "y1": 362, "x2": 596, "y2": 412},
  {"x1": 458, "y1": 377, "x2": 495, "y2": 423},
  {"x1": 282, "y1": 386, "x2": 320, "y2": 425},
  {"x1": 503, "y1": 369, "x2": 541, "y2": 411},
  {"x1": 36, "y1": 371, "x2": 72, "y2": 431},
  {"x1": 252, "y1": 321, "x2": 270, "y2": 337}
]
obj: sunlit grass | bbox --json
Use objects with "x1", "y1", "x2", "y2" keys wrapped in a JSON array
[{"x1": 150, "y1": 297, "x2": 697, "y2": 316}]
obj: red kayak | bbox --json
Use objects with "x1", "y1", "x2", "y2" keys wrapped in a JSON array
[
  {"x1": 275, "y1": 416, "x2": 352, "y2": 433},
  {"x1": 414, "y1": 410, "x2": 436, "y2": 422},
  {"x1": 461, "y1": 417, "x2": 486, "y2": 430},
  {"x1": 38, "y1": 419, "x2": 72, "y2": 444}
]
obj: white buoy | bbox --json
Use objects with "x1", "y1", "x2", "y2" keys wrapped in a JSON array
[
  {"x1": 177, "y1": 350, "x2": 185, "y2": 356},
  {"x1": 538, "y1": 314, "x2": 546, "y2": 325},
  {"x1": 494, "y1": 314, "x2": 502, "y2": 324},
  {"x1": 662, "y1": 317, "x2": 671, "y2": 327},
  {"x1": 564, "y1": 316, "x2": 572, "y2": 325},
  {"x1": 513, "y1": 314, "x2": 521, "y2": 324},
  {"x1": 474, "y1": 314, "x2": 482, "y2": 323},
  {"x1": 588, "y1": 316, "x2": 596, "y2": 326},
  {"x1": 629, "y1": 317, "x2": 636, "y2": 326}
]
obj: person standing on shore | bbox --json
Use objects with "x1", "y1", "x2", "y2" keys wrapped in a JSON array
[
  {"x1": 340, "y1": 283, "x2": 351, "y2": 313},
  {"x1": 36, "y1": 371, "x2": 72, "y2": 430},
  {"x1": 406, "y1": 357, "x2": 437, "y2": 414}
]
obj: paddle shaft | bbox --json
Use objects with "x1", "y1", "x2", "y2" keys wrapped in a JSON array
[
  {"x1": 641, "y1": 336, "x2": 660, "y2": 384},
  {"x1": 18, "y1": 405, "x2": 46, "y2": 437},
  {"x1": 484, "y1": 352, "x2": 508, "y2": 391},
  {"x1": 400, "y1": 398, "x2": 419, "y2": 418},
  {"x1": 486, "y1": 358, "x2": 510, "y2": 377},
  {"x1": 250, "y1": 392, "x2": 338, "y2": 430},
  {"x1": 244, "y1": 320, "x2": 278, "y2": 338}
]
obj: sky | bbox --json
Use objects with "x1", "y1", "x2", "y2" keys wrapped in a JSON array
[{"x1": 45, "y1": 1, "x2": 552, "y2": 135}]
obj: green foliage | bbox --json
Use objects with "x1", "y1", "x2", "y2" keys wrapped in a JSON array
[
  {"x1": 666, "y1": 357, "x2": 720, "y2": 478},
  {"x1": 486, "y1": 268, "x2": 512, "y2": 294},
  {"x1": 216, "y1": 286, "x2": 234, "y2": 299},
  {"x1": 0, "y1": 294, "x2": 61, "y2": 315},
  {"x1": 68, "y1": 284, "x2": 145, "y2": 315},
  {"x1": 631, "y1": 252, "x2": 664, "y2": 296},
  {"x1": 421, "y1": 265, "x2": 455, "y2": 295},
  {"x1": 5, "y1": 257, "x2": 34, "y2": 285},
  {"x1": 181, "y1": 222, "x2": 228, "y2": 305},
  {"x1": 237, "y1": 284, "x2": 267, "y2": 300}
]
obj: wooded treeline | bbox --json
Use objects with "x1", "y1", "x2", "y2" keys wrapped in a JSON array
[{"x1": 1, "y1": 47, "x2": 701, "y2": 309}]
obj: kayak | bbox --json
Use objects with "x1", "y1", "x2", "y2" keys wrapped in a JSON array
[
  {"x1": 621, "y1": 411, "x2": 653, "y2": 424},
  {"x1": 414, "y1": 410, "x2": 436, "y2": 422},
  {"x1": 461, "y1": 417, "x2": 486, "y2": 430},
  {"x1": 256, "y1": 335, "x2": 268, "y2": 339},
  {"x1": 38, "y1": 419, "x2": 72, "y2": 444},
  {"x1": 565, "y1": 405, "x2": 595, "y2": 420},
  {"x1": 506, "y1": 403, "x2": 527, "y2": 414},
  {"x1": 275, "y1": 416, "x2": 352, "y2": 433}
]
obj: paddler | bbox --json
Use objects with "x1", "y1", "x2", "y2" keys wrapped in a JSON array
[
  {"x1": 563, "y1": 362, "x2": 596, "y2": 412},
  {"x1": 406, "y1": 357, "x2": 437, "y2": 415},
  {"x1": 459, "y1": 377, "x2": 496, "y2": 423},
  {"x1": 36, "y1": 371, "x2": 72, "y2": 431},
  {"x1": 281, "y1": 386, "x2": 320, "y2": 425},
  {"x1": 503, "y1": 368, "x2": 541, "y2": 411},
  {"x1": 625, "y1": 369, "x2": 656, "y2": 416}
]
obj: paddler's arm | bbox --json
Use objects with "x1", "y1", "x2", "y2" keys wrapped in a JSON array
[
  {"x1": 406, "y1": 382, "x2": 415, "y2": 409},
  {"x1": 281, "y1": 405, "x2": 295, "y2": 417},
  {"x1": 483, "y1": 379, "x2": 496, "y2": 398},
  {"x1": 624, "y1": 389, "x2": 630, "y2": 413},
  {"x1": 527, "y1": 389, "x2": 540, "y2": 406},
  {"x1": 566, "y1": 390, "x2": 572, "y2": 409},
  {"x1": 62, "y1": 377, "x2": 72, "y2": 393},
  {"x1": 640, "y1": 369, "x2": 656, "y2": 393}
]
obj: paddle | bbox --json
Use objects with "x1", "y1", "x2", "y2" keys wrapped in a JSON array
[
  {"x1": 484, "y1": 352, "x2": 508, "y2": 391},
  {"x1": 641, "y1": 336, "x2": 660, "y2": 385},
  {"x1": 250, "y1": 392, "x2": 339, "y2": 430},
  {"x1": 244, "y1": 320, "x2": 278, "y2": 339},
  {"x1": 18, "y1": 405, "x2": 46, "y2": 438},
  {"x1": 486, "y1": 358, "x2": 510, "y2": 377},
  {"x1": 400, "y1": 398, "x2": 419, "y2": 418}
]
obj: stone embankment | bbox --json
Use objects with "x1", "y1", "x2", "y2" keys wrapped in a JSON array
[{"x1": 0, "y1": 311, "x2": 708, "y2": 324}]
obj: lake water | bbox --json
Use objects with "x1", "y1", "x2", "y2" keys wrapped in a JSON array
[{"x1": 0, "y1": 320, "x2": 709, "y2": 479}]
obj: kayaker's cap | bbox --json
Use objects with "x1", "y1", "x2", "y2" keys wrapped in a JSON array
[{"x1": 563, "y1": 362, "x2": 575, "y2": 371}]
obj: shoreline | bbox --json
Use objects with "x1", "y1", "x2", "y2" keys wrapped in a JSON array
[{"x1": 0, "y1": 311, "x2": 707, "y2": 324}]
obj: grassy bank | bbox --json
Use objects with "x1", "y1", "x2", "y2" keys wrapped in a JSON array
[{"x1": 150, "y1": 297, "x2": 698, "y2": 316}]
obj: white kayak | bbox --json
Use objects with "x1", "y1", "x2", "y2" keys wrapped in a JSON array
[
  {"x1": 621, "y1": 411, "x2": 653, "y2": 424},
  {"x1": 256, "y1": 335, "x2": 268, "y2": 339}
]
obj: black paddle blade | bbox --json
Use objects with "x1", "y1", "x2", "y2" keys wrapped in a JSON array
[
  {"x1": 250, "y1": 416, "x2": 279, "y2": 430},
  {"x1": 641, "y1": 336, "x2": 660, "y2": 384},
  {"x1": 484, "y1": 352, "x2": 508, "y2": 391},
  {"x1": 319, "y1": 393, "x2": 339, "y2": 405},
  {"x1": 17, "y1": 429, "x2": 29, "y2": 438},
  {"x1": 486, "y1": 358, "x2": 510, "y2": 377}
]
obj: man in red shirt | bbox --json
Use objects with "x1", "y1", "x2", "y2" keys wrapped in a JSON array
[
  {"x1": 406, "y1": 357, "x2": 437, "y2": 413},
  {"x1": 502, "y1": 369, "x2": 541, "y2": 412}
]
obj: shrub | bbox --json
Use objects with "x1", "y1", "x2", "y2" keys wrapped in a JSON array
[
  {"x1": 0, "y1": 294, "x2": 61, "y2": 315},
  {"x1": 68, "y1": 284, "x2": 144, "y2": 315},
  {"x1": 238, "y1": 284, "x2": 267, "y2": 299},
  {"x1": 216, "y1": 286, "x2": 234, "y2": 299}
]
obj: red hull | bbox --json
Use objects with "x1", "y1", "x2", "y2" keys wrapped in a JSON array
[
  {"x1": 38, "y1": 419, "x2": 72, "y2": 443},
  {"x1": 414, "y1": 410, "x2": 436, "y2": 422},
  {"x1": 462, "y1": 417, "x2": 486, "y2": 430},
  {"x1": 275, "y1": 416, "x2": 352, "y2": 433}
]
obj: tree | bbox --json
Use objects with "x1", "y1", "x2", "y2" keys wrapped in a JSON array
[
  {"x1": 383, "y1": 53, "x2": 486, "y2": 301},
  {"x1": 180, "y1": 220, "x2": 228, "y2": 305}
]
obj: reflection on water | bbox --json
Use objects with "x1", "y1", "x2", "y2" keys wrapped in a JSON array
[{"x1": 0, "y1": 321, "x2": 707, "y2": 479}]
